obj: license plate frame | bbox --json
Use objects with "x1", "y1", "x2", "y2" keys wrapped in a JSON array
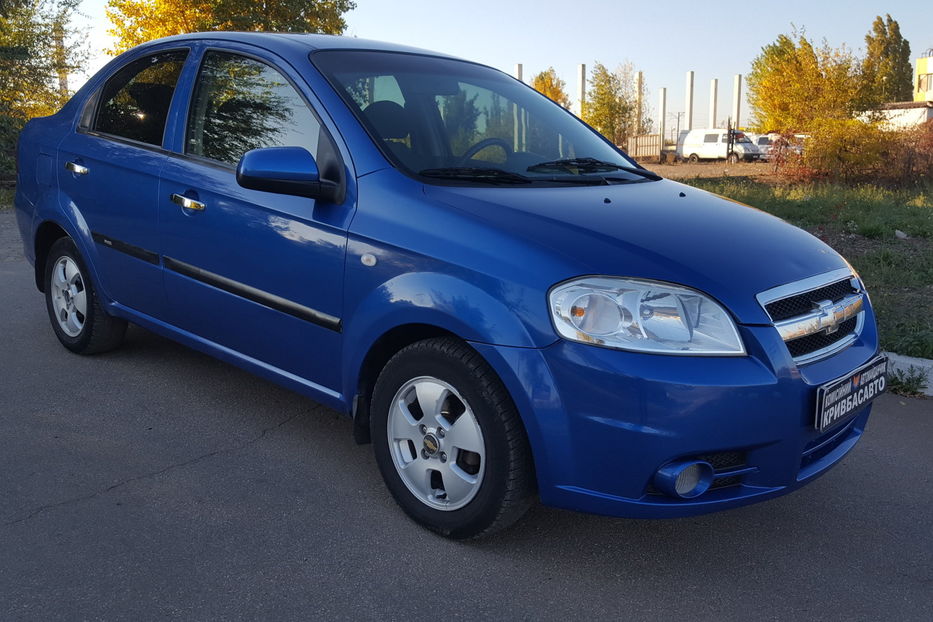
[{"x1": 814, "y1": 355, "x2": 888, "y2": 432}]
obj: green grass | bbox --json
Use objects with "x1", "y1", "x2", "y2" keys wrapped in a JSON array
[
  {"x1": 681, "y1": 178, "x2": 933, "y2": 359},
  {"x1": 889, "y1": 365, "x2": 930, "y2": 397},
  {"x1": 681, "y1": 178, "x2": 933, "y2": 239}
]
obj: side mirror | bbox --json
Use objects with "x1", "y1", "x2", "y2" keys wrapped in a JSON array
[{"x1": 236, "y1": 146, "x2": 340, "y2": 202}]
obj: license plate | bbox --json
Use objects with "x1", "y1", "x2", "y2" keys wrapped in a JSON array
[{"x1": 814, "y1": 355, "x2": 888, "y2": 432}]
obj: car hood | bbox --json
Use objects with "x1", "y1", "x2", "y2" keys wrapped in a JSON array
[{"x1": 425, "y1": 178, "x2": 849, "y2": 325}]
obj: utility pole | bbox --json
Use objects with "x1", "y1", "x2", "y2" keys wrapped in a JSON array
[
  {"x1": 732, "y1": 74, "x2": 742, "y2": 129},
  {"x1": 684, "y1": 71, "x2": 694, "y2": 132},
  {"x1": 577, "y1": 63, "x2": 586, "y2": 118},
  {"x1": 53, "y1": 12, "x2": 68, "y2": 99},
  {"x1": 635, "y1": 70, "x2": 644, "y2": 133},
  {"x1": 657, "y1": 87, "x2": 667, "y2": 160},
  {"x1": 669, "y1": 111, "x2": 684, "y2": 141},
  {"x1": 513, "y1": 64, "x2": 523, "y2": 152},
  {"x1": 709, "y1": 78, "x2": 718, "y2": 129}
]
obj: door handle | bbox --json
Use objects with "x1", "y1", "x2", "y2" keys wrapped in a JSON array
[
  {"x1": 65, "y1": 161, "x2": 88, "y2": 175},
  {"x1": 171, "y1": 193, "x2": 206, "y2": 211}
]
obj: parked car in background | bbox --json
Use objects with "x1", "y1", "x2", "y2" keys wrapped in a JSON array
[
  {"x1": 748, "y1": 133, "x2": 774, "y2": 161},
  {"x1": 14, "y1": 33, "x2": 885, "y2": 538},
  {"x1": 676, "y1": 128, "x2": 760, "y2": 163}
]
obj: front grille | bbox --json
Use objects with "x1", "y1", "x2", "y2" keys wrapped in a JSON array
[
  {"x1": 785, "y1": 316, "x2": 857, "y2": 357},
  {"x1": 764, "y1": 278, "x2": 857, "y2": 321},
  {"x1": 700, "y1": 451, "x2": 746, "y2": 490},
  {"x1": 697, "y1": 451, "x2": 745, "y2": 471}
]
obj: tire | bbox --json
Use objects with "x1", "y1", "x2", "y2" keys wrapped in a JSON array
[
  {"x1": 727, "y1": 152, "x2": 740, "y2": 164},
  {"x1": 44, "y1": 237, "x2": 126, "y2": 354},
  {"x1": 688, "y1": 153, "x2": 699, "y2": 163},
  {"x1": 371, "y1": 337, "x2": 535, "y2": 539}
]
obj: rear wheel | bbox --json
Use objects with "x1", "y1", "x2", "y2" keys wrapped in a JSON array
[
  {"x1": 44, "y1": 237, "x2": 126, "y2": 354},
  {"x1": 371, "y1": 337, "x2": 535, "y2": 538},
  {"x1": 688, "y1": 153, "x2": 699, "y2": 163}
]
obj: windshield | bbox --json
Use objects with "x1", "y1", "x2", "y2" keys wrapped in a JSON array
[{"x1": 311, "y1": 50, "x2": 654, "y2": 186}]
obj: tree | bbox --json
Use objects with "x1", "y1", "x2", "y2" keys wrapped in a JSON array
[
  {"x1": 581, "y1": 62, "x2": 648, "y2": 145},
  {"x1": 860, "y1": 14, "x2": 912, "y2": 105},
  {"x1": 747, "y1": 32, "x2": 859, "y2": 133},
  {"x1": 106, "y1": 0, "x2": 357, "y2": 54},
  {"x1": 441, "y1": 89, "x2": 480, "y2": 156},
  {"x1": 531, "y1": 67, "x2": 570, "y2": 109},
  {"x1": 0, "y1": 0, "x2": 86, "y2": 177}
]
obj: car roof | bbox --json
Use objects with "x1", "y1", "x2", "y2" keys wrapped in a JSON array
[{"x1": 137, "y1": 31, "x2": 458, "y2": 60}]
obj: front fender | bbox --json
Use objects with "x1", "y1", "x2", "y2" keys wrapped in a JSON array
[{"x1": 340, "y1": 269, "x2": 556, "y2": 401}]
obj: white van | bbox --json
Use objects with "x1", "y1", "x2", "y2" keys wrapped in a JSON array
[{"x1": 677, "y1": 129, "x2": 761, "y2": 163}]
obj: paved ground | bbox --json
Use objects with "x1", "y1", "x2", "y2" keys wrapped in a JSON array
[{"x1": 1, "y1": 211, "x2": 931, "y2": 621}]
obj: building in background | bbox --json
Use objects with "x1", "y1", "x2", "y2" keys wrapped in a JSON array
[
  {"x1": 915, "y1": 50, "x2": 932, "y2": 102},
  {"x1": 869, "y1": 51, "x2": 933, "y2": 129}
]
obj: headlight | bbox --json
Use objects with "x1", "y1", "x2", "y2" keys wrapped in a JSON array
[{"x1": 549, "y1": 277, "x2": 745, "y2": 355}]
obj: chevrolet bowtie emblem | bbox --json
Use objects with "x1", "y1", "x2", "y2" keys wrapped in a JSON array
[{"x1": 774, "y1": 294, "x2": 864, "y2": 342}]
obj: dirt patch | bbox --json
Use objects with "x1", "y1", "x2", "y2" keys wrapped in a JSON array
[{"x1": 642, "y1": 160, "x2": 783, "y2": 183}]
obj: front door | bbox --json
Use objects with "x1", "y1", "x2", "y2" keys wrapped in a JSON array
[
  {"x1": 158, "y1": 49, "x2": 351, "y2": 393},
  {"x1": 57, "y1": 49, "x2": 190, "y2": 315}
]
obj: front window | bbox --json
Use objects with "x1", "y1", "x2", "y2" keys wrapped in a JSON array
[
  {"x1": 186, "y1": 51, "x2": 323, "y2": 165},
  {"x1": 312, "y1": 50, "x2": 653, "y2": 186}
]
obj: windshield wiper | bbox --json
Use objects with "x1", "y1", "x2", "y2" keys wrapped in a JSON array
[
  {"x1": 527, "y1": 157, "x2": 661, "y2": 180},
  {"x1": 419, "y1": 167, "x2": 531, "y2": 184}
]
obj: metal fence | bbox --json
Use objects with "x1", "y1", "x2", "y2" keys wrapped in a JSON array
[{"x1": 625, "y1": 134, "x2": 661, "y2": 159}]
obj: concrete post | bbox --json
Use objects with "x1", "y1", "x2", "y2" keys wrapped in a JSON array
[
  {"x1": 684, "y1": 71, "x2": 694, "y2": 132},
  {"x1": 709, "y1": 78, "x2": 718, "y2": 129},
  {"x1": 578, "y1": 64, "x2": 586, "y2": 117},
  {"x1": 635, "y1": 71, "x2": 644, "y2": 134},
  {"x1": 732, "y1": 74, "x2": 742, "y2": 128},
  {"x1": 658, "y1": 87, "x2": 667, "y2": 159},
  {"x1": 513, "y1": 64, "x2": 523, "y2": 151}
]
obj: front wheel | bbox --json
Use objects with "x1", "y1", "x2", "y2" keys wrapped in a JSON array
[
  {"x1": 371, "y1": 337, "x2": 535, "y2": 538},
  {"x1": 44, "y1": 237, "x2": 126, "y2": 354},
  {"x1": 727, "y1": 152, "x2": 740, "y2": 164}
]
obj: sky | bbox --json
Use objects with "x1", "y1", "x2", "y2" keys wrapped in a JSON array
[{"x1": 77, "y1": 0, "x2": 931, "y2": 130}]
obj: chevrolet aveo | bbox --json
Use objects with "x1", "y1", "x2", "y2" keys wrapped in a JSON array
[{"x1": 14, "y1": 33, "x2": 888, "y2": 538}]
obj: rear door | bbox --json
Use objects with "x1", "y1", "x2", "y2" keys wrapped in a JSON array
[
  {"x1": 57, "y1": 49, "x2": 189, "y2": 316},
  {"x1": 158, "y1": 47, "x2": 352, "y2": 392}
]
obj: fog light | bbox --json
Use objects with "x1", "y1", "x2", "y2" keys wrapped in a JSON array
[{"x1": 654, "y1": 460, "x2": 714, "y2": 499}]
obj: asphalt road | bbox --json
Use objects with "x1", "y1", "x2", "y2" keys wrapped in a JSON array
[{"x1": 1, "y1": 211, "x2": 931, "y2": 621}]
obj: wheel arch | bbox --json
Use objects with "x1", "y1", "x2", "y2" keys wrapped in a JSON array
[
  {"x1": 33, "y1": 220, "x2": 70, "y2": 292},
  {"x1": 349, "y1": 323, "x2": 461, "y2": 444}
]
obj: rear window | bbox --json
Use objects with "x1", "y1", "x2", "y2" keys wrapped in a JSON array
[{"x1": 94, "y1": 50, "x2": 189, "y2": 146}]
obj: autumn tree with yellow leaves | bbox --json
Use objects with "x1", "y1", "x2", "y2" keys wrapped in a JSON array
[
  {"x1": 747, "y1": 32, "x2": 860, "y2": 133},
  {"x1": 1, "y1": 0, "x2": 86, "y2": 177},
  {"x1": 106, "y1": 0, "x2": 357, "y2": 54},
  {"x1": 531, "y1": 67, "x2": 570, "y2": 109}
]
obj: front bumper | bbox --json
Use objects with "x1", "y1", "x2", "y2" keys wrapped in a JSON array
[{"x1": 471, "y1": 303, "x2": 880, "y2": 519}]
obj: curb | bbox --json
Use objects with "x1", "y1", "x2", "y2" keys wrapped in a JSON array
[{"x1": 884, "y1": 351, "x2": 933, "y2": 397}]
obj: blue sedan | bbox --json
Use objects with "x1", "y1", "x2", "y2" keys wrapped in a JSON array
[{"x1": 13, "y1": 32, "x2": 887, "y2": 538}]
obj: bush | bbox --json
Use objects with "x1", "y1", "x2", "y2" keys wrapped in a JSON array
[
  {"x1": 0, "y1": 112, "x2": 25, "y2": 182},
  {"x1": 778, "y1": 118, "x2": 933, "y2": 187}
]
